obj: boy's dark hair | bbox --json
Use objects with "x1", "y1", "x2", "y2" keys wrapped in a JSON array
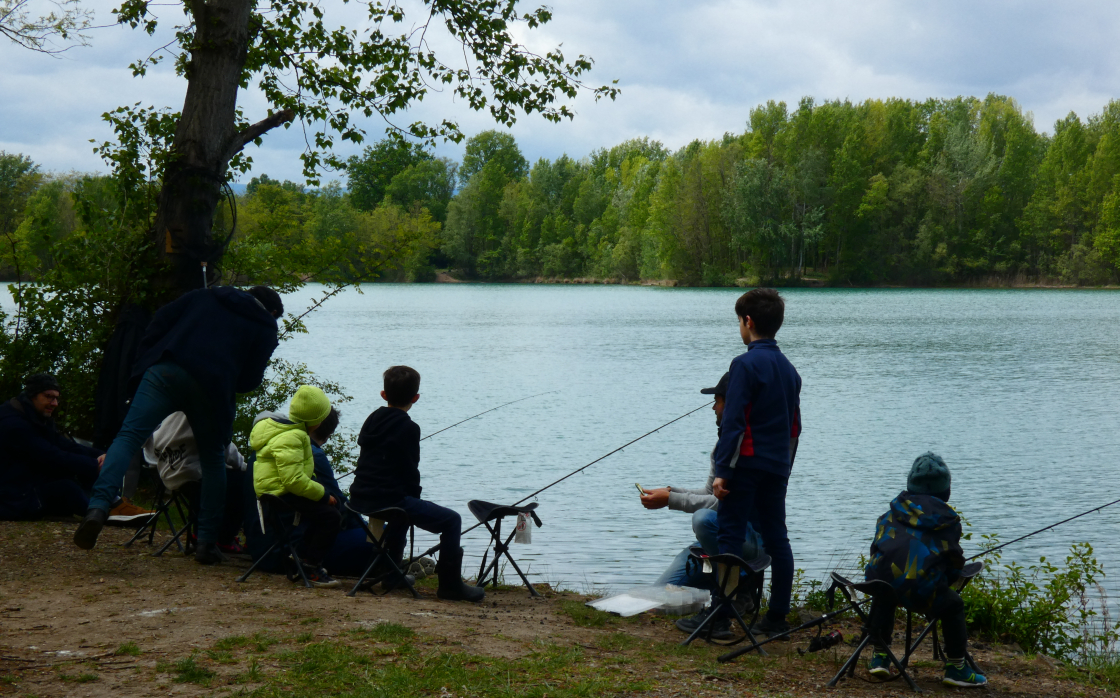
[
  {"x1": 735, "y1": 288, "x2": 785, "y2": 337},
  {"x1": 311, "y1": 407, "x2": 340, "y2": 441},
  {"x1": 247, "y1": 286, "x2": 284, "y2": 318},
  {"x1": 384, "y1": 365, "x2": 421, "y2": 406}
]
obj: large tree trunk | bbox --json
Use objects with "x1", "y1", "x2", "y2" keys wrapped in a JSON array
[{"x1": 151, "y1": 0, "x2": 291, "y2": 302}]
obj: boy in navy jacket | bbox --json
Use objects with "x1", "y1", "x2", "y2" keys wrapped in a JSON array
[{"x1": 712, "y1": 288, "x2": 801, "y2": 638}]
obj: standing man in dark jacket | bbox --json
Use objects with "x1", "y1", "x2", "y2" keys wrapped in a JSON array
[
  {"x1": 350, "y1": 365, "x2": 485, "y2": 602},
  {"x1": 711, "y1": 288, "x2": 802, "y2": 638},
  {"x1": 0, "y1": 374, "x2": 104, "y2": 520},
  {"x1": 74, "y1": 286, "x2": 283, "y2": 563}
]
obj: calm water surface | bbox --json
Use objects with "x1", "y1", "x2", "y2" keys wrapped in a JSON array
[{"x1": 273, "y1": 285, "x2": 1120, "y2": 600}]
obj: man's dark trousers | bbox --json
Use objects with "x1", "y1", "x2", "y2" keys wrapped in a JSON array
[
  {"x1": 383, "y1": 497, "x2": 461, "y2": 562},
  {"x1": 716, "y1": 467, "x2": 794, "y2": 622}
]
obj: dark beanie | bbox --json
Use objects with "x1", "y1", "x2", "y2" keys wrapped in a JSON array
[
  {"x1": 907, "y1": 452, "x2": 951, "y2": 496},
  {"x1": 247, "y1": 286, "x2": 284, "y2": 318},
  {"x1": 23, "y1": 372, "x2": 61, "y2": 397}
]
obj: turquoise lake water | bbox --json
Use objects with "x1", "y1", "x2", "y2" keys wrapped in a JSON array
[
  {"x1": 5, "y1": 284, "x2": 1118, "y2": 606},
  {"x1": 273, "y1": 285, "x2": 1120, "y2": 602}
]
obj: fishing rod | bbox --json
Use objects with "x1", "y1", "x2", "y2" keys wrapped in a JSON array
[
  {"x1": 411, "y1": 401, "x2": 713, "y2": 560},
  {"x1": 421, "y1": 390, "x2": 558, "y2": 442},
  {"x1": 967, "y1": 496, "x2": 1120, "y2": 561}
]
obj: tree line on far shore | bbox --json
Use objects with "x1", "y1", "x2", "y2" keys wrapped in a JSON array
[{"x1": 5, "y1": 93, "x2": 1120, "y2": 288}]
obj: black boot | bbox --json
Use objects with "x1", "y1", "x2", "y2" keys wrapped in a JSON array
[
  {"x1": 74, "y1": 508, "x2": 108, "y2": 550},
  {"x1": 436, "y1": 548, "x2": 485, "y2": 602},
  {"x1": 195, "y1": 542, "x2": 229, "y2": 565}
]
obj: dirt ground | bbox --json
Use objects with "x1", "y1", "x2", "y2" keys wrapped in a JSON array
[{"x1": 1, "y1": 520, "x2": 1115, "y2": 698}]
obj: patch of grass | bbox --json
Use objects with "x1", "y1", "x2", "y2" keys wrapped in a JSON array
[
  {"x1": 1067, "y1": 656, "x2": 1120, "y2": 690},
  {"x1": 351, "y1": 621, "x2": 416, "y2": 643},
  {"x1": 205, "y1": 649, "x2": 237, "y2": 664},
  {"x1": 57, "y1": 672, "x2": 98, "y2": 683},
  {"x1": 557, "y1": 599, "x2": 614, "y2": 628},
  {"x1": 299, "y1": 616, "x2": 322, "y2": 625},
  {"x1": 596, "y1": 632, "x2": 638, "y2": 651},
  {"x1": 213, "y1": 634, "x2": 251, "y2": 651},
  {"x1": 295, "y1": 632, "x2": 314, "y2": 643},
  {"x1": 158, "y1": 656, "x2": 216, "y2": 685},
  {"x1": 251, "y1": 631, "x2": 280, "y2": 652},
  {"x1": 234, "y1": 657, "x2": 263, "y2": 684},
  {"x1": 266, "y1": 639, "x2": 648, "y2": 696},
  {"x1": 115, "y1": 641, "x2": 141, "y2": 656}
]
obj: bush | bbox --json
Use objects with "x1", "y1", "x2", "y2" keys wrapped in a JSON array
[{"x1": 962, "y1": 538, "x2": 1119, "y2": 660}]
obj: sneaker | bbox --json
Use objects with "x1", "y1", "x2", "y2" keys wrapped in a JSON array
[
  {"x1": 674, "y1": 607, "x2": 737, "y2": 641},
  {"x1": 943, "y1": 662, "x2": 987, "y2": 687},
  {"x1": 749, "y1": 614, "x2": 792, "y2": 640},
  {"x1": 217, "y1": 538, "x2": 248, "y2": 556},
  {"x1": 107, "y1": 497, "x2": 156, "y2": 525},
  {"x1": 302, "y1": 565, "x2": 340, "y2": 589},
  {"x1": 868, "y1": 651, "x2": 893, "y2": 678},
  {"x1": 74, "y1": 508, "x2": 108, "y2": 549}
]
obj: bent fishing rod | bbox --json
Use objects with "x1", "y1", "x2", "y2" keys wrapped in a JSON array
[
  {"x1": 412, "y1": 401, "x2": 713, "y2": 560},
  {"x1": 967, "y1": 495, "x2": 1120, "y2": 561},
  {"x1": 421, "y1": 390, "x2": 558, "y2": 442}
]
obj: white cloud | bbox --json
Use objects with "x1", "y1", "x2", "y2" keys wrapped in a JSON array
[{"x1": 3, "y1": 0, "x2": 1120, "y2": 181}]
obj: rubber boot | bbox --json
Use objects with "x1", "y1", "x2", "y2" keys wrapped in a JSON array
[
  {"x1": 436, "y1": 548, "x2": 485, "y2": 602},
  {"x1": 74, "y1": 508, "x2": 108, "y2": 550}
]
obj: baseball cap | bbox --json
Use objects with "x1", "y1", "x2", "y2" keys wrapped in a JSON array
[{"x1": 700, "y1": 372, "x2": 730, "y2": 396}]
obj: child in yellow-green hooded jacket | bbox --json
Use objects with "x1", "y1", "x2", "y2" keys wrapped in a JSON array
[{"x1": 250, "y1": 385, "x2": 342, "y2": 587}]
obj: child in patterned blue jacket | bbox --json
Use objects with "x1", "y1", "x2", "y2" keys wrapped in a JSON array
[{"x1": 863, "y1": 453, "x2": 986, "y2": 688}]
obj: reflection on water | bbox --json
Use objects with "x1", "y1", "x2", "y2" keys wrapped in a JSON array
[{"x1": 276, "y1": 285, "x2": 1120, "y2": 604}]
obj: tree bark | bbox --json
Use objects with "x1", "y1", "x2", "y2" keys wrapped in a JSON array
[{"x1": 151, "y1": 0, "x2": 291, "y2": 302}]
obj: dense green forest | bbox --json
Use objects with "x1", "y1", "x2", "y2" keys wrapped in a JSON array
[{"x1": 5, "y1": 93, "x2": 1120, "y2": 287}]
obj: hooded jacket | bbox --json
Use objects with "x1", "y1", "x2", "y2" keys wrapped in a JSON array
[
  {"x1": 0, "y1": 395, "x2": 102, "y2": 518},
  {"x1": 865, "y1": 491, "x2": 965, "y2": 613},
  {"x1": 133, "y1": 287, "x2": 278, "y2": 432},
  {"x1": 349, "y1": 406, "x2": 421, "y2": 511},
  {"x1": 250, "y1": 416, "x2": 326, "y2": 502}
]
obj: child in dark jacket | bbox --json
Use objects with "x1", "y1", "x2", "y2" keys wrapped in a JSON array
[
  {"x1": 711, "y1": 288, "x2": 802, "y2": 638},
  {"x1": 349, "y1": 366, "x2": 484, "y2": 602},
  {"x1": 863, "y1": 453, "x2": 987, "y2": 688}
]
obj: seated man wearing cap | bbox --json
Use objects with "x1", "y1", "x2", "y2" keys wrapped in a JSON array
[
  {"x1": 0, "y1": 373, "x2": 105, "y2": 520},
  {"x1": 639, "y1": 373, "x2": 764, "y2": 639}
]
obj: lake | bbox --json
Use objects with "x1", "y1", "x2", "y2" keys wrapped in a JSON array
[{"x1": 273, "y1": 284, "x2": 1120, "y2": 604}]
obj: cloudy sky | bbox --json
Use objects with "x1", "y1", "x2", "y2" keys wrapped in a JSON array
[{"x1": 3, "y1": 0, "x2": 1120, "y2": 183}]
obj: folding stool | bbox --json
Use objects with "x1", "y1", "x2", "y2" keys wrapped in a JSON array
[
  {"x1": 826, "y1": 572, "x2": 920, "y2": 691},
  {"x1": 467, "y1": 500, "x2": 542, "y2": 597},
  {"x1": 345, "y1": 503, "x2": 419, "y2": 598},
  {"x1": 899, "y1": 561, "x2": 986, "y2": 675},
  {"x1": 236, "y1": 494, "x2": 312, "y2": 588},
  {"x1": 679, "y1": 547, "x2": 770, "y2": 655}
]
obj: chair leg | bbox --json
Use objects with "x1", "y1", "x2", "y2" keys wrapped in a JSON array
[
  {"x1": 154, "y1": 521, "x2": 190, "y2": 557},
  {"x1": 237, "y1": 541, "x2": 281, "y2": 583},
  {"x1": 348, "y1": 552, "x2": 386, "y2": 597},
  {"x1": 828, "y1": 633, "x2": 872, "y2": 687},
  {"x1": 726, "y1": 598, "x2": 767, "y2": 657},
  {"x1": 680, "y1": 599, "x2": 727, "y2": 647},
  {"x1": 882, "y1": 642, "x2": 921, "y2": 692},
  {"x1": 287, "y1": 546, "x2": 313, "y2": 588}
]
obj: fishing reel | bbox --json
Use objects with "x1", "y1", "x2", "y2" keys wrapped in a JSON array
[{"x1": 798, "y1": 628, "x2": 844, "y2": 655}]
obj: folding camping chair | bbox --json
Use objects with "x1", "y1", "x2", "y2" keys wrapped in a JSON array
[
  {"x1": 236, "y1": 494, "x2": 312, "y2": 588},
  {"x1": 467, "y1": 500, "x2": 542, "y2": 597},
  {"x1": 679, "y1": 547, "x2": 770, "y2": 655},
  {"x1": 345, "y1": 503, "x2": 419, "y2": 598},
  {"x1": 827, "y1": 561, "x2": 986, "y2": 691}
]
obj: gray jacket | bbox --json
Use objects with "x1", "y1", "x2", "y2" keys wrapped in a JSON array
[{"x1": 667, "y1": 447, "x2": 719, "y2": 513}]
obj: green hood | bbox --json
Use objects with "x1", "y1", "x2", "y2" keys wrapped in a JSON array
[{"x1": 250, "y1": 416, "x2": 303, "y2": 452}]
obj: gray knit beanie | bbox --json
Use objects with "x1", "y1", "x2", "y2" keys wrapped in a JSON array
[{"x1": 907, "y1": 452, "x2": 951, "y2": 496}]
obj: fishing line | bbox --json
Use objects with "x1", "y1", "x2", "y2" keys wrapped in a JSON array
[
  {"x1": 967, "y1": 496, "x2": 1120, "y2": 561},
  {"x1": 408, "y1": 401, "x2": 713, "y2": 561},
  {"x1": 421, "y1": 390, "x2": 559, "y2": 442}
]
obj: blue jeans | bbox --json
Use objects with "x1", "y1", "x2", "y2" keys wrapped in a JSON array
[
  {"x1": 90, "y1": 362, "x2": 227, "y2": 544},
  {"x1": 717, "y1": 468, "x2": 794, "y2": 621},
  {"x1": 656, "y1": 508, "x2": 764, "y2": 590}
]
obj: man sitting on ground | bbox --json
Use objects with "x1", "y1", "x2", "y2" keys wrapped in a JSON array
[
  {"x1": 251, "y1": 385, "x2": 342, "y2": 588},
  {"x1": 0, "y1": 373, "x2": 105, "y2": 520},
  {"x1": 640, "y1": 373, "x2": 764, "y2": 639},
  {"x1": 349, "y1": 366, "x2": 485, "y2": 602}
]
